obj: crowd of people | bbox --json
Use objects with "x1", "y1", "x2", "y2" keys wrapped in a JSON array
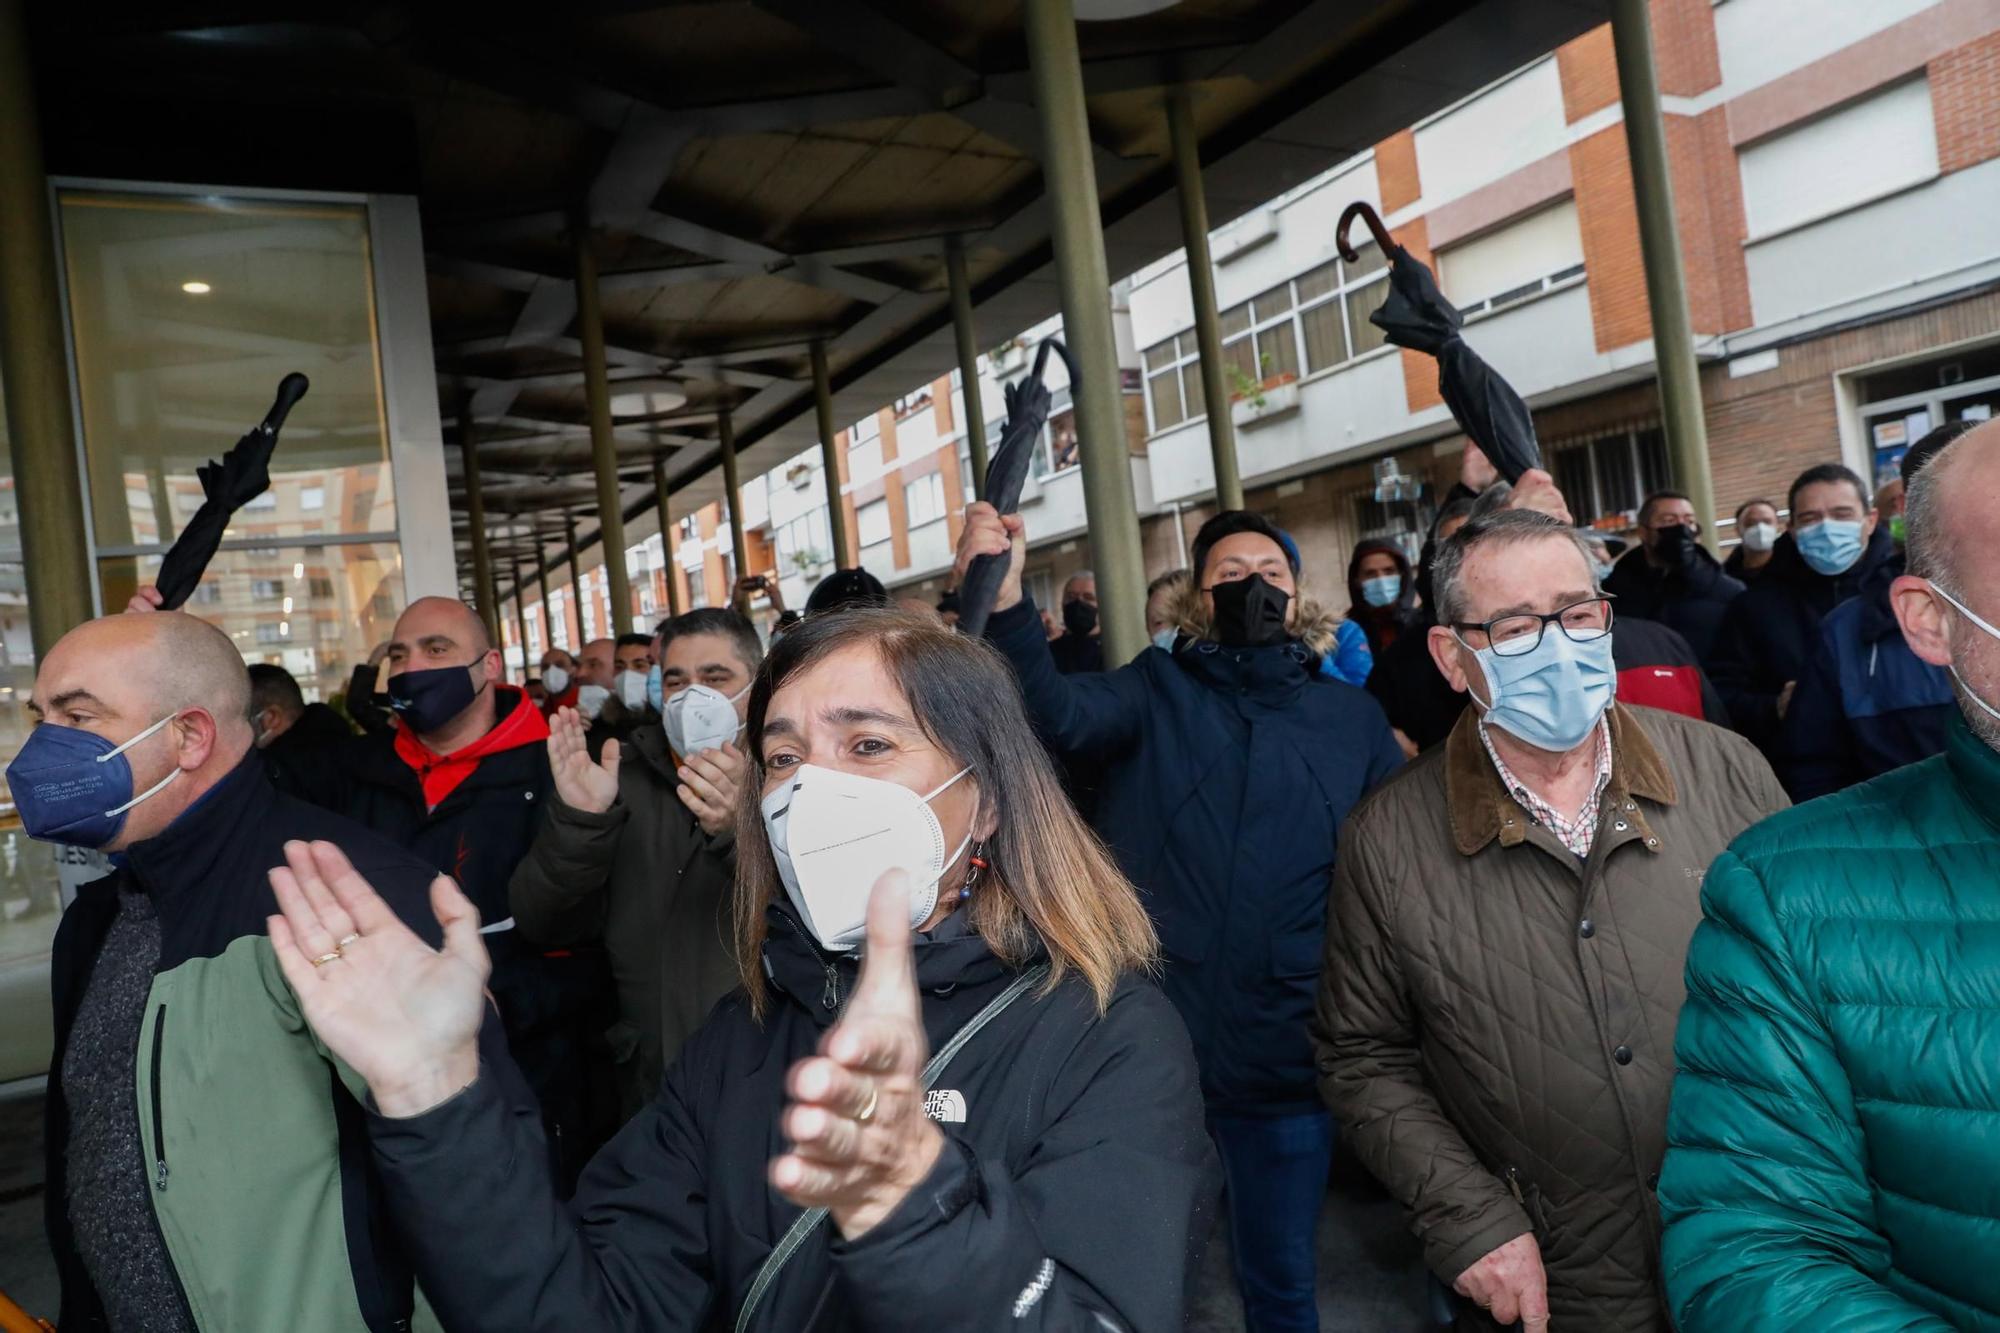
[{"x1": 12, "y1": 418, "x2": 1999, "y2": 1331}]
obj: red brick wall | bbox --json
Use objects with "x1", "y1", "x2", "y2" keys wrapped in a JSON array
[
  {"x1": 1649, "y1": 0, "x2": 1722, "y2": 96},
  {"x1": 1558, "y1": 26, "x2": 1619, "y2": 123},
  {"x1": 1571, "y1": 126, "x2": 1653, "y2": 351},
  {"x1": 1668, "y1": 108, "x2": 1753, "y2": 336},
  {"x1": 1934, "y1": 27, "x2": 2000, "y2": 173},
  {"x1": 1393, "y1": 216, "x2": 1444, "y2": 412},
  {"x1": 1375, "y1": 130, "x2": 1421, "y2": 213}
]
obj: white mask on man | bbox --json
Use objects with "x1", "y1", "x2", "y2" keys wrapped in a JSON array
[
  {"x1": 760, "y1": 763, "x2": 973, "y2": 952},
  {"x1": 575, "y1": 684, "x2": 610, "y2": 720},
  {"x1": 663, "y1": 682, "x2": 748, "y2": 757},
  {"x1": 541, "y1": 666, "x2": 571, "y2": 696},
  {"x1": 614, "y1": 669, "x2": 649, "y2": 711},
  {"x1": 1740, "y1": 522, "x2": 1779, "y2": 553},
  {"x1": 1931, "y1": 583, "x2": 2000, "y2": 725}
]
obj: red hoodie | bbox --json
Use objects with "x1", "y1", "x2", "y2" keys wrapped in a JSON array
[{"x1": 394, "y1": 686, "x2": 551, "y2": 810}]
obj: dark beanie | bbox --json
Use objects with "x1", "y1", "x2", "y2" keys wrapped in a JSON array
[
  {"x1": 1189, "y1": 510, "x2": 1298, "y2": 585},
  {"x1": 806, "y1": 567, "x2": 890, "y2": 614}
]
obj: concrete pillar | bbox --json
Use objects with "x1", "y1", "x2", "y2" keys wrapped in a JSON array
[
  {"x1": 652, "y1": 454, "x2": 683, "y2": 616},
  {"x1": 1611, "y1": 0, "x2": 1716, "y2": 546},
  {"x1": 508, "y1": 556, "x2": 533, "y2": 683},
  {"x1": 0, "y1": 0, "x2": 95, "y2": 648},
  {"x1": 945, "y1": 235, "x2": 991, "y2": 500},
  {"x1": 572, "y1": 211, "x2": 633, "y2": 630},
  {"x1": 457, "y1": 411, "x2": 500, "y2": 644},
  {"x1": 718, "y1": 407, "x2": 752, "y2": 611},
  {"x1": 1167, "y1": 86, "x2": 1242, "y2": 513},
  {"x1": 1022, "y1": 0, "x2": 1148, "y2": 663},
  {"x1": 810, "y1": 341, "x2": 851, "y2": 566}
]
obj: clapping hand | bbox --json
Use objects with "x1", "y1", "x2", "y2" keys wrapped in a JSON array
[
  {"x1": 770, "y1": 870, "x2": 943, "y2": 1239},
  {"x1": 267, "y1": 840, "x2": 488, "y2": 1118},
  {"x1": 549, "y1": 706, "x2": 620, "y2": 815},
  {"x1": 676, "y1": 742, "x2": 745, "y2": 837}
]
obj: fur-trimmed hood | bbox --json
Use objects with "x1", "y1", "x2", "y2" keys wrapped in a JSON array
[{"x1": 1168, "y1": 577, "x2": 1346, "y2": 658}]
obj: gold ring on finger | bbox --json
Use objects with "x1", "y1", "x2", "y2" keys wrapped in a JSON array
[
  {"x1": 336, "y1": 934, "x2": 360, "y2": 949},
  {"x1": 854, "y1": 1082, "x2": 879, "y2": 1123},
  {"x1": 309, "y1": 951, "x2": 344, "y2": 967}
]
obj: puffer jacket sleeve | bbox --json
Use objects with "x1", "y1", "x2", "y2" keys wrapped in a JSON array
[
  {"x1": 1319, "y1": 620, "x2": 1374, "y2": 687},
  {"x1": 508, "y1": 788, "x2": 631, "y2": 947},
  {"x1": 984, "y1": 596, "x2": 1154, "y2": 759},
  {"x1": 367, "y1": 1021, "x2": 725, "y2": 1331},
  {"x1": 1778, "y1": 619, "x2": 1857, "y2": 801},
  {"x1": 832, "y1": 982, "x2": 1217, "y2": 1331},
  {"x1": 1659, "y1": 850, "x2": 1954, "y2": 1331},
  {"x1": 1312, "y1": 814, "x2": 1530, "y2": 1282}
]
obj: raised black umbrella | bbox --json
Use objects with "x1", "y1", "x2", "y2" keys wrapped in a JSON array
[
  {"x1": 1338, "y1": 202, "x2": 1542, "y2": 484},
  {"x1": 956, "y1": 338, "x2": 1070, "y2": 639},
  {"x1": 153, "y1": 372, "x2": 310, "y2": 609}
]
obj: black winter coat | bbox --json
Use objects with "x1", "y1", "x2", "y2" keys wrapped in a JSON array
[
  {"x1": 365, "y1": 908, "x2": 1218, "y2": 1332},
  {"x1": 1708, "y1": 524, "x2": 1898, "y2": 756},
  {"x1": 1601, "y1": 545, "x2": 1744, "y2": 665},
  {"x1": 986, "y1": 596, "x2": 1403, "y2": 1114},
  {"x1": 260, "y1": 702, "x2": 356, "y2": 799}
]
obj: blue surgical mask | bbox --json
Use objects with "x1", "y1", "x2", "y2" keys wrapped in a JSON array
[
  {"x1": 1464, "y1": 628, "x2": 1617, "y2": 753},
  {"x1": 1795, "y1": 519, "x2": 1865, "y2": 576},
  {"x1": 1590, "y1": 561, "x2": 1617, "y2": 583},
  {"x1": 645, "y1": 663, "x2": 664, "y2": 712},
  {"x1": 1360, "y1": 575, "x2": 1402, "y2": 608},
  {"x1": 6, "y1": 713, "x2": 184, "y2": 848},
  {"x1": 1151, "y1": 627, "x2": 1179, "y2": 653}
]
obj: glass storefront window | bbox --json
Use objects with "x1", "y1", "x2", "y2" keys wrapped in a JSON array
[
  {"x1": 59, "y1": 191, "x2": 395, "y2": 554},
  {"x1": 96, "y1": 543, "x2": 405, "y2": 706}
]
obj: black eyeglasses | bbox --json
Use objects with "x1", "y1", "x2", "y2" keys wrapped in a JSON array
[{"x1": 1452, "y1": 597, "x2": 1615, "y2": 658}]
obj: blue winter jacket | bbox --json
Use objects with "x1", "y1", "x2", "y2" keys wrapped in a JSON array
[
  {"x1": 1780, "y1": 554, "x2": 1953, "y2": 800},
  {"x1": 987, "y1": 595, "x2": 1403, "y2": 1114}
]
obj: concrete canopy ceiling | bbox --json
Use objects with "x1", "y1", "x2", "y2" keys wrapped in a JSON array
[{"x1": 28, "y1": 0, "x2": 1611, "y2": 589}]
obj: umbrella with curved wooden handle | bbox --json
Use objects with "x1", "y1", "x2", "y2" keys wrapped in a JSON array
[{"x1": 0, "y1": 1287, "x2": 55, "y2": 1333}]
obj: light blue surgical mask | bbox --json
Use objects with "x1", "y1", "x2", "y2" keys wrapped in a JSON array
[
  {"x1": 1360, "y1": 574, "x2": 1402, "y2": 608},
  {"x1": 645, "y1": 662, "x2": 663, "y2": 712},
  {"x1": 1463, "y1": 627, "x2": 1617, "y2": 753},
  {"x1": 1590, "y1": 561, "x2": 1617, "y2": 583},
  {"x1": 1151, "y1": 627, "x2": 1179, "y2": 653},
  {"x1": 1795, "y1": 519, "x2": 1865, "y2": 576}
]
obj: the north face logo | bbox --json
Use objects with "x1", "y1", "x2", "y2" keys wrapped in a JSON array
[{"x1": 924, "y1": 1089, "x2": 967, "y2": 1124}]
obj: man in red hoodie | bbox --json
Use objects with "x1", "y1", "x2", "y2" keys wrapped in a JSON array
[{"x1": 305, "y1": 596, "x2": 612, "y2": 1185}]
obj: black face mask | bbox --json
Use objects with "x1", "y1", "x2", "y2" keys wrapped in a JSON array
[
  {"x1": 1062, "y1": 599, "x2": 1098, "y2": 638},
  {"x1": 388, "y1": 664, "x2": 483, "y2": 734},
  {"x1": 1653, "y1": 522, "x2": 1695, "y2": 565},
  {"x1": 1207, "y1": 574, "x2": 1292, "y2": 648}
]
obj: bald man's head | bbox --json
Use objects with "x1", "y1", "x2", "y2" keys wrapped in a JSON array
[
  {"x1": 1898, "y1": 419, "x2": 2000, "y2": 749},
  {"x1": 578, "y1": 637, "x2": 616, "y2": 688},
  {"x1": 27, "y1": 611, "x2": 256, "y2": 849}
]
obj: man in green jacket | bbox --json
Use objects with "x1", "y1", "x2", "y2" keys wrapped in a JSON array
[
  {"x1": 1663, "y1": 419, "x2": 2000, "y2": 1330},
  {"x1": 509, "y1": 608, "x2": 758, "y2": 1114}
]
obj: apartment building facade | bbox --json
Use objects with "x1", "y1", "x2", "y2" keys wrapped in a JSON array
[{"x1": 515, "y1": 0, "x2": 2000, "y2": 664}]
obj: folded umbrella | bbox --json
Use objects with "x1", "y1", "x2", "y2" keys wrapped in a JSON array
[
  {"x1": 154, "y1": 373, "x2": 310, "y2": 609},
  {"x1": 957, "y1": 339, "x2": 1069, "y2": 639},
  {"x1": 1338, "y1": 202, "x2": 1542, "y2": 485}
]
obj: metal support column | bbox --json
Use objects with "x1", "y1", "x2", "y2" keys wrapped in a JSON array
[
  {"x1": 572, "y1": 210, "x2": 633, "y2": 630},
  {"x1": 0, "y1": 0, "x2": 95, "y2": 649},
  {"x1": 652, "y1": 454, "x2": 683, "y2": 616},
  {"x1": 564, "y1": 511, "x2": 585, "y2": 646},
  {"x1": 1022, "y1": 0, "x2": 1148, "y2": 663},
  {"x1": 945, "y1": 235, "x2": 991, "y2": 499},
  {"x1": 810, "y1": 341, "x2": 851, "y2": 567},
  {"x1": 509, "y1": 556, "x2": 533, "y2": 683},
  {"x1": 718, "y1": 408, "x2": 752, "y2": 610},
  {"x1": 1167, "y1": 86, "x2": 1242, "y2": 512},
  {"x1": 534, "y1": 541, "x2": 555, "y2": 653},
  {"x1": 1611, "y1": 0, "x2": 1716, "y2": 545},
  {"x1": 457, "y1": 411, "x2": 500, "y2": 646}
]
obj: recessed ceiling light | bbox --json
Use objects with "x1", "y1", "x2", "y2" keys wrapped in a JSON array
[{"x1": 181, "y1": 281, "x2": 211, "y2": 295}]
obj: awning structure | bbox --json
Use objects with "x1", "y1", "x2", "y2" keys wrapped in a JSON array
[{"x1": 27, "y1": 0, "x2": 1611, "y2": 593}]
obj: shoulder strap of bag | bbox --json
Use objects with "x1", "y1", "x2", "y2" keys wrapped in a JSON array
[{"x1": 734, "y1": 963, "x2": 1052, "y2": 1333}]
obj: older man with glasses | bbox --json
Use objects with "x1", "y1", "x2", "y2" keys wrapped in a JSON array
[{"x1": 1311, "y1": 506, "x2": 1786, "y2": 1333}]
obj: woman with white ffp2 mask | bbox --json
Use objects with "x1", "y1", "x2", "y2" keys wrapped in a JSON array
[{"x1": 264, "y1": 607, "x2": 1212, "y2": 1330}]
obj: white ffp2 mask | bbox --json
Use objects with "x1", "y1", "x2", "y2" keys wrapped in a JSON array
[
  {"x1": 576, "y1": 684, "x2": 610, "y2": 720},
  {"x1": 664, "y1": 682, "x2": 748, "y2": 758},
  {"x1": 541, "y1": 666, "x2": 570, "y2": 695},
  {"x1": 614, "y1": 669, "x2": 650, "y2": 711},
  {"x1": 761, "y1": 763, "x2": 973, "y2": 952}
]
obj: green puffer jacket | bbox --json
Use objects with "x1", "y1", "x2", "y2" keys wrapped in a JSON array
[{"x1": 1661, "y1": 716, "x2": 2000, "y2": 1331}]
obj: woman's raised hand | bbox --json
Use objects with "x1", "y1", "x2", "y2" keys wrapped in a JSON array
[
  {"x1": 771, "y1": 870, "x2": 943, "y2": 1239},
  {"x1": 268, "y1": 840, "x2": 488, "y2": 1118}
]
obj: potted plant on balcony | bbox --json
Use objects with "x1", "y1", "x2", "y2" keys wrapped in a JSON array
[{"x1": 1229, "y1": 351, "x2": 1301, "y2": 429}]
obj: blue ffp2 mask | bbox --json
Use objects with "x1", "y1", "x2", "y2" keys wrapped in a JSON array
[{"x1": 6, "y1": 713, "x2": 183, "y2": 848}]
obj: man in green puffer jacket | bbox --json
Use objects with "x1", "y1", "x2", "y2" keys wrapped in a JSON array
[{"x1": 1662, "y1": 419, "x2": 2000, "y2": 1331}]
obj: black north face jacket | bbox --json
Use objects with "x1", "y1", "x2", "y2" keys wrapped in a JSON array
[{"x1": 366, "y1": 907, "x2": 1220, "y2": 1331}]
